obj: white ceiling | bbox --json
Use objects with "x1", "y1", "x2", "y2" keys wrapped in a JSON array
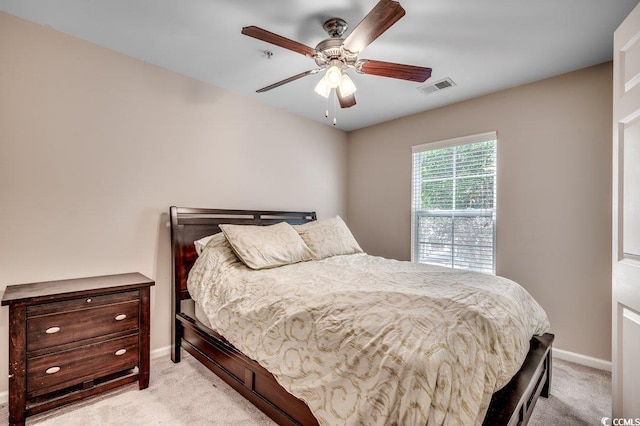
[{"x1": 2, "y1": 0, "x2": 638, "y2": 131}]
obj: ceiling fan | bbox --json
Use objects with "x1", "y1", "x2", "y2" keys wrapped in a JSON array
[{"x1": 241, "y1": 0, "x2": 432, "y2": 110}]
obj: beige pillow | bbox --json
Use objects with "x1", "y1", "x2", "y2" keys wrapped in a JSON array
[
  {"x1": 219, "y1": 222, "x2": 313, "y2": 270},
  {"x1": 295, "y1": 216, "x2": 363, "y2": 260}
]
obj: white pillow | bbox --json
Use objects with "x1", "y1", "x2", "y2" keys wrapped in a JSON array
[
  {"x1": 219, "y1": 222, "x2": 314, "y2": 270},
  {"x1": 194, "y1": 235, "x2": 213, "y2": 255},
  {"x1": 194, "y1": 232, "x2": 227, "y2": 255},
  {"x1": 295, "y1": 216, "x2": 363, "y2": 260}
]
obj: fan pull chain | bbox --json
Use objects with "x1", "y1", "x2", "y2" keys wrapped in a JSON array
[
  {"x1": 324, "y1": 91, "x2": 329, "y2": 118},
  {"x1": 332, "y1": 90, "x2": 337, "y2": 126},
  {"x1": 322, "y1": 90, "x2": 338, "y2": 126}
]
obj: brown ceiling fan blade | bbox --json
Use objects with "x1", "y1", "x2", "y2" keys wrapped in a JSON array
[
  {"x1": 256, "y1": 69, "x2": 321, "y2": 93},
  {"x1": 336, "y1": 87, "x2": 356, "y2": 108},
  {"x1": 342, "y1": 0, "x2": 405, "y2": 54},
  {"x1": 356, "y1": 59, "x2": 432, "y2": 82},
  {"x1": 242, "y1": 26, "x2": 316, "y2": 57}
]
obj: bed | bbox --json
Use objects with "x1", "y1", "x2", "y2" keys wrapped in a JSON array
[{"x1": 170, "y1": 206, "x2": 554, "y2": 426}]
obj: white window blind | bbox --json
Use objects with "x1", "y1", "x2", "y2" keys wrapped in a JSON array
[{"x1": 411, "y1": 132, "x2": 497, "y2": 274}]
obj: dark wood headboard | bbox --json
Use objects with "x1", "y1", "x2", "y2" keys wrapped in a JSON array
[
  {"x1": 169, "y1": 207, "x2": 317, "y2": 302},
  {"x1": 169, "y1": 206, "x2": 316, "y2": 364}
]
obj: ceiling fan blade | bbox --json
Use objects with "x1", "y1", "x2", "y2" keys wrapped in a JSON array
[
  {"x1": 342, "y1": 0, "x2": 405, "y2": 54},
  {"x1": 242, "y1": 26, "x2": 316, "y2": 57},
  {"x1": 356, "y1": 59, "x2": 432, "y2": 82},
  {"x1": 337, "y1": 87, "x2": 357, "y2": 108},
  {"x1": 256, "y1": 69, "x2": 321, "y2": 93}
]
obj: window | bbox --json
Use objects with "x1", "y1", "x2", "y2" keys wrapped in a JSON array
[{"x1": 411, "y1": 132, "x2": 497, "y2": 274}]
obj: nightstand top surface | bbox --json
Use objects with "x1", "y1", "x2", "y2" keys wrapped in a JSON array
[{"x1": 1, "y1": 272, "x2": 154, "y2": 306}]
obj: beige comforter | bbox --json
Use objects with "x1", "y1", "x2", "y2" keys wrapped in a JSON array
[{"x1": 188, "y1": 242, "x2": 549, "y2": 426}]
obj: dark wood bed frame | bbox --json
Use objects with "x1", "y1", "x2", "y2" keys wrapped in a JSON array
[{"x1": 170, "y1": 206, "x2": 555, "y2": 426}]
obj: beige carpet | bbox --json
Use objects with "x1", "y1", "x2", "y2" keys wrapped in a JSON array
[
  {"x1": 0, "y1": 352, "x2": 610, "y2": 425},
  {"x1": 529, "y1": 358, "x2": 611, "y2": 426}
]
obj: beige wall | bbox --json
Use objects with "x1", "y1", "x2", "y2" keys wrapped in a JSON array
[
  {"x1": 0, "y1": 12, "x2": 348, "y2": 394},
  {"x1": 347, "y1": 62, "x2": 613, "y2": 361}
]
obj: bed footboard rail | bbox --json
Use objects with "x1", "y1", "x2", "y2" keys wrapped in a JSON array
[{"x1": 483, "y1": 333, "x2": 554, "y2": 426}]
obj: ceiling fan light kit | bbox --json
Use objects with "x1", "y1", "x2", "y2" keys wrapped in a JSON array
[
  {"x1": 313, "y1": 59, "x2": 357, "y2": 100},
  {"x1": 241, "y1": 0, "x2": 432, "y2": 116}
]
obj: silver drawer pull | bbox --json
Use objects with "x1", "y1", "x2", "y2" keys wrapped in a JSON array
[
  {"x1": 86, "y1": 298, "x2": 92, "y2": 303},
  {"x1": 45, "y1": 326, "x2": 60, "y2": 334},
  {"x1": 114, "y1": 314, "x2": 127, "y2": 321},
  {"x1": 45, "y1": 366, "x2": 61, "y2": 374},
  {"x1": 115, "y1": 349, "x2": 127, "y2": 356}
]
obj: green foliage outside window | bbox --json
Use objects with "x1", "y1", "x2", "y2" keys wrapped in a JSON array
[{"x1": 419, "y1": 140, "x2": 496, "y2": 211}]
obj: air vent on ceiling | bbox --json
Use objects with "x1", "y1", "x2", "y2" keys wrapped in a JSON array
[{"x1": 417, "y1": 77, "x2": 457, "y2": 95}]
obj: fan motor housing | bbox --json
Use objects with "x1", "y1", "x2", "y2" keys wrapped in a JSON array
[
  {"x1": 315, "y1": 38, "x2": 343, "y2": 61},
  {"x1": 314, "y1": 38, "x2": 358, "y2": 68}
]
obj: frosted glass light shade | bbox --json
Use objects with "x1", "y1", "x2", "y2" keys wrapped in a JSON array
[
  {"x1": 314, "y1": 76, "x2": 331, "y2": 98},
  {"x1": 338, "y1": 74, "x2": 357, "y2": 97}
]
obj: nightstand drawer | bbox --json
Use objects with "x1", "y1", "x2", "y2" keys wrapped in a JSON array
[
  {"x1": 27, "y1": 333, "x2": 139, "y2": 398},
  {"x1": 27, "y1": 290, "x2": 138, "y2": 316},
  {"x1": 27, "y1": 301, "x2": 139, "y2": 352}
]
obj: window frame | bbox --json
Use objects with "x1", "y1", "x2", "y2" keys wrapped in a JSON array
[{"x1": 411, "y1": 131, "x2": 497, "y2": 274}]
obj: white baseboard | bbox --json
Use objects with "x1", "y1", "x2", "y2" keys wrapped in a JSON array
[
  {"x1": 553, "y1": 348, "x2": 612, "y2": 371},
  {"x1": 151, "y1": 345, "x2": 172, "y2": 359}
]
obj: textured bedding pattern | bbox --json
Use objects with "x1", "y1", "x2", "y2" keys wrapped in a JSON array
[{"x1": 188, "y1": 242, "x2": 549, "y2": 426}]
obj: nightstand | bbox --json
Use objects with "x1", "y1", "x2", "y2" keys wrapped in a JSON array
[{"x1": 1, "y1": 272, "x2": 155, "y2": 426}]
